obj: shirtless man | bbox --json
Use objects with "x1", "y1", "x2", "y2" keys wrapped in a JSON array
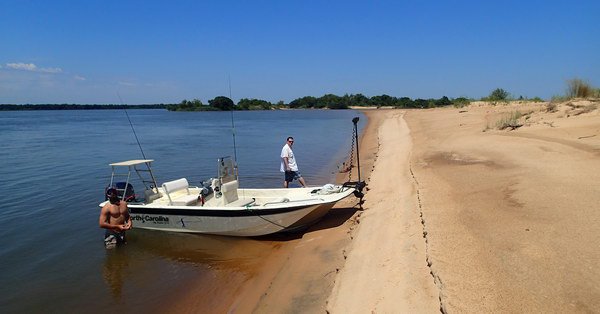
[{"x1": 99, "y1": 188, "x2": 132, "y2": 249}]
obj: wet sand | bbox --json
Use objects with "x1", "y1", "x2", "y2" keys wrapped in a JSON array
[
  {"x1": 229, "y1": 112, "x2": 381, "y2": 313},
  {"x1": 160, "y1": 112, "x2": 379, "y2": 314}
]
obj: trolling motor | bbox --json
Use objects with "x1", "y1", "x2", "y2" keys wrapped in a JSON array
[{"x1": 343, "y1": 117, "x2": 366, "y2": 201}]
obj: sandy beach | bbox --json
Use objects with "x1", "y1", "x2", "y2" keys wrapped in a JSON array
[
  {"x1": 220, "y1": 100, "x2": 600, "y2": 313},
  {"x1": 331, "y1": 101, "x2": 600, "y2": 313}
]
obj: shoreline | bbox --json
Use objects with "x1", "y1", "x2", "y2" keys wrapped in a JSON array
[
  {"x1": 329, "y1": 101, "x2": 600, "y2": 312},
  {"x1": 327, "y1": 110, "x2": 440, "y2": 312},
  {"x1": 161, "y1": 109, "x2": 380, "y2": 313},
  {"x1": 228, "y1": 109, "x2": 382, "y2": 313},
  {"x1": 169, "y1": 100, "x2": 600, "y2": 312}
]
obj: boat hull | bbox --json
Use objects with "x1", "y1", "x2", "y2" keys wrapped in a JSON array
[{"x1": 128, "y1": 201, "x2": 338, "y2": 236}]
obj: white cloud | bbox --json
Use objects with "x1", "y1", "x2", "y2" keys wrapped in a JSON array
[
  {"x1": 40, "y1": 67, "x2": 62, "y2": 73},
  {"x1": 7, "y1": 62, "x2": 37, "y2": 71},
  {"x1": 5, "y1": 62, "x2": 62, "y2": 73},
  {"x1": 74, "y1": 75, "x2": 86, "y2": 81}
]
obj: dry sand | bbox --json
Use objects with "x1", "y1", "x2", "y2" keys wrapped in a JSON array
[
  {"x1": 402, "y1": 100, "x2": 600, "y2": 313},
  {"x1": 210, "y1": 100, "x2": 600, "y2": 313},
  {"x1": 328, "y1": 100, "x2": 600, "y2": 313}
]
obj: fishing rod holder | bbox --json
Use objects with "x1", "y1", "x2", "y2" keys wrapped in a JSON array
[{"x1": 343, "y1": 180, "x2": 366, "y2": 198}]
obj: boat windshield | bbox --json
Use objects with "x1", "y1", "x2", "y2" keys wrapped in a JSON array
[{"x1": 218, "y1": 157, "x2": 237, "y2": 183}]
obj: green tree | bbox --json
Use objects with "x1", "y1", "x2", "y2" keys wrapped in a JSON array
[
  {"x1": 488, "y1": 88, "x2": 509, "y2": 101},
  {"x1": 209, "y1": 96, "x2": 234, "y2": 111},
  {"x1": 318, "y1": 94, "x2": 348, "y2": 109},
  {"x1": 370, "y1": 94, "x2": 395, "y2": 107},
  {"x1": 347, "y1": 93, "x2": 370, "y2": 107},
  {"x1": 289, "y1": 96, "x2": 317, "y2": 108},
  {"x1": 237, "y1": 98, "x2": 273, "y2": 110},
  {"x1": 413, "y1": 99, "x2": 428, "y2": 108},
  {"x1": 435, "y1": 96, "x2": 452, "y2": 107},
  {"x1": 395, "y1": 97, "x2": 413, "y2": 108}
]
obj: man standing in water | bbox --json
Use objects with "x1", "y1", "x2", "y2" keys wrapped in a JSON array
[
  {"x1": 99, "y1": 188, "x2": 132, "y2": 249},
  {"x1": 280, "y1": 136, "x2": 307, "y2": 188}
]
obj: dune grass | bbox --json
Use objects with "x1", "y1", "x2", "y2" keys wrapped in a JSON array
[
  {"x1": 566, "y1": 78, "x2": 595, "y2": 99},
  {"x1": 495, "y1": 111, "x2": 524, "y2": 130}
]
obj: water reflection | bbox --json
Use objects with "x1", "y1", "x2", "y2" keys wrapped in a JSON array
[
  {"x1": 102, "y1": 248, "x2": 130, "y2": 302},
  {"x1": 100, "y1": 229, "x2": 280, "y2": 308},
  {"x1": 129, "y1": 230, "x2": 276, "y2": 268},
  {"x1": 99, "y1": 205, "x2": 359, "y2": 311}
]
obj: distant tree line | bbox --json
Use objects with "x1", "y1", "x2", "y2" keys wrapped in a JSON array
[
  {"x1": 0, "y1": 104, "x2": 168, "y2": 111},
  {"x1": 5, "y1": 79, "x2": 597, "y2": 112},
  {"x1": 2, "y1": 94, "x2": 469, "y2": 111},
  {"x1": 167, "y1": 94, "x2": 471, "y2": 111}
]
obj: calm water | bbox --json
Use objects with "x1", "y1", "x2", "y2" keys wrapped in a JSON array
[{"x1": 0, "y1": 109, "x2": 364, "y2": 312}]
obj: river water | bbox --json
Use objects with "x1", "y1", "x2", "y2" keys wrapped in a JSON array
[{"x1": 0, "y1": 109, "x2": 364, "y2": 312}]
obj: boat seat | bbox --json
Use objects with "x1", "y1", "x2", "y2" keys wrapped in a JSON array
[
  {"x1": 162, "y1": 178, "x2": 198, "y2": 206},
  {"x1": 220, "y1": 180, "x2": 240, "y2": 205}
]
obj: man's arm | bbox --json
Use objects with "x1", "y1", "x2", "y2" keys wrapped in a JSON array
[
  {"x1": 281, "y1": 146, "x2": 291, "y2": 171},
  {"x1": 122, "y1": 202, "x2": 132, "y2": 229},
  {"x1": 283, "y1": 157, "x2": 290, "y2": 171}
]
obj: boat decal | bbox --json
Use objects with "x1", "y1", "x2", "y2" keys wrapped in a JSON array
[{"x1": 130, "y1": 214, "x2": 170, "y2": 224}]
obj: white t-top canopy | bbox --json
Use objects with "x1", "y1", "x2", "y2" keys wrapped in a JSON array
[{"x1": 109, "y1": 159, "x2": 154, "y2": 167}]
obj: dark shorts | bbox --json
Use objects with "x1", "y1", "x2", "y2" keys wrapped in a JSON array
[
  {"x1": 284, "y1": 170, "x2": 302, "y2": 182},
  {"x1": 104, "y1": 230, "x2": 127, "y2": 249}
]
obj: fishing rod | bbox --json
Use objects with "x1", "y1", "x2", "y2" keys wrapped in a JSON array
[
  {"x1": 228, "y1": 75, "x2": 238, "y2": 176},
  {"x1": 118, "y1": 92, "x2": 147, "y2": 160}
]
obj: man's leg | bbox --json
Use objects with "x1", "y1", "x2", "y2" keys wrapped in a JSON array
[
  {"x1": 284, "y1": 171, "x2": 294, "y2": 188},
  {"x1": 298, "y1": 176, "x2": 307, "y2": 187}
]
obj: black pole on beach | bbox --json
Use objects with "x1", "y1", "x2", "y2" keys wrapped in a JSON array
[
  {"x1": 352, "y1": 117, "x2": 362, "y2": 185},
  {"x1": 343, "y1": 117, "x2": 365, "y2": 204}
]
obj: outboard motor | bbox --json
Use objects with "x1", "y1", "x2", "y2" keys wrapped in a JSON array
[
  {"x1": 200, "y1": 179, "x2": 214, "y2": 197},
  {"x1": 197, "y1": 179, "x2": 215, "y2": 206}
]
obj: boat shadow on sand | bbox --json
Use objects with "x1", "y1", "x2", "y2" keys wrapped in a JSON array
[{"x1": 257, "y1": 203, "x2": 361, "y2": 241}]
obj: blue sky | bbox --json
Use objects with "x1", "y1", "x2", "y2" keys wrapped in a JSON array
[{"x1": 1, "y1": 0, "x2": 598, "y2": 104}]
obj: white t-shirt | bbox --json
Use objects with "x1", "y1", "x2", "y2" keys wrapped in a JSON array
[{"x1": 280, "y1": 144, "x2": 298, "y2": 172}]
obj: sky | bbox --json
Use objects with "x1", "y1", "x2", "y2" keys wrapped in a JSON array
[{"x1": 1, "y1": 0, "x2": 599, "y2": 104}]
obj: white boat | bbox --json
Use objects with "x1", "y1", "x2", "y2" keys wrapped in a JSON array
[{"x1": 99, "y1": 157, "x2": 364, "y2": 236}]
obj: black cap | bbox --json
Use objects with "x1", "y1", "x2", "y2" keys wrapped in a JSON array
[{"x1": 106, "y1": 188, "x2": 118, "y2": 197}]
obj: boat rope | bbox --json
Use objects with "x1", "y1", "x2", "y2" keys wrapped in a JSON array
[
  {"x1": 177, "y1": 205, "x2": 288, "y2": 231},
  {"x1": 244, "y1": 204, "x2": 287, "y2": 230}
]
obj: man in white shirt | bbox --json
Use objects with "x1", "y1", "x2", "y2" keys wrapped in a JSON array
[{"x1": 280, "y1": 136, "x2": 307, "y2": 188}]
